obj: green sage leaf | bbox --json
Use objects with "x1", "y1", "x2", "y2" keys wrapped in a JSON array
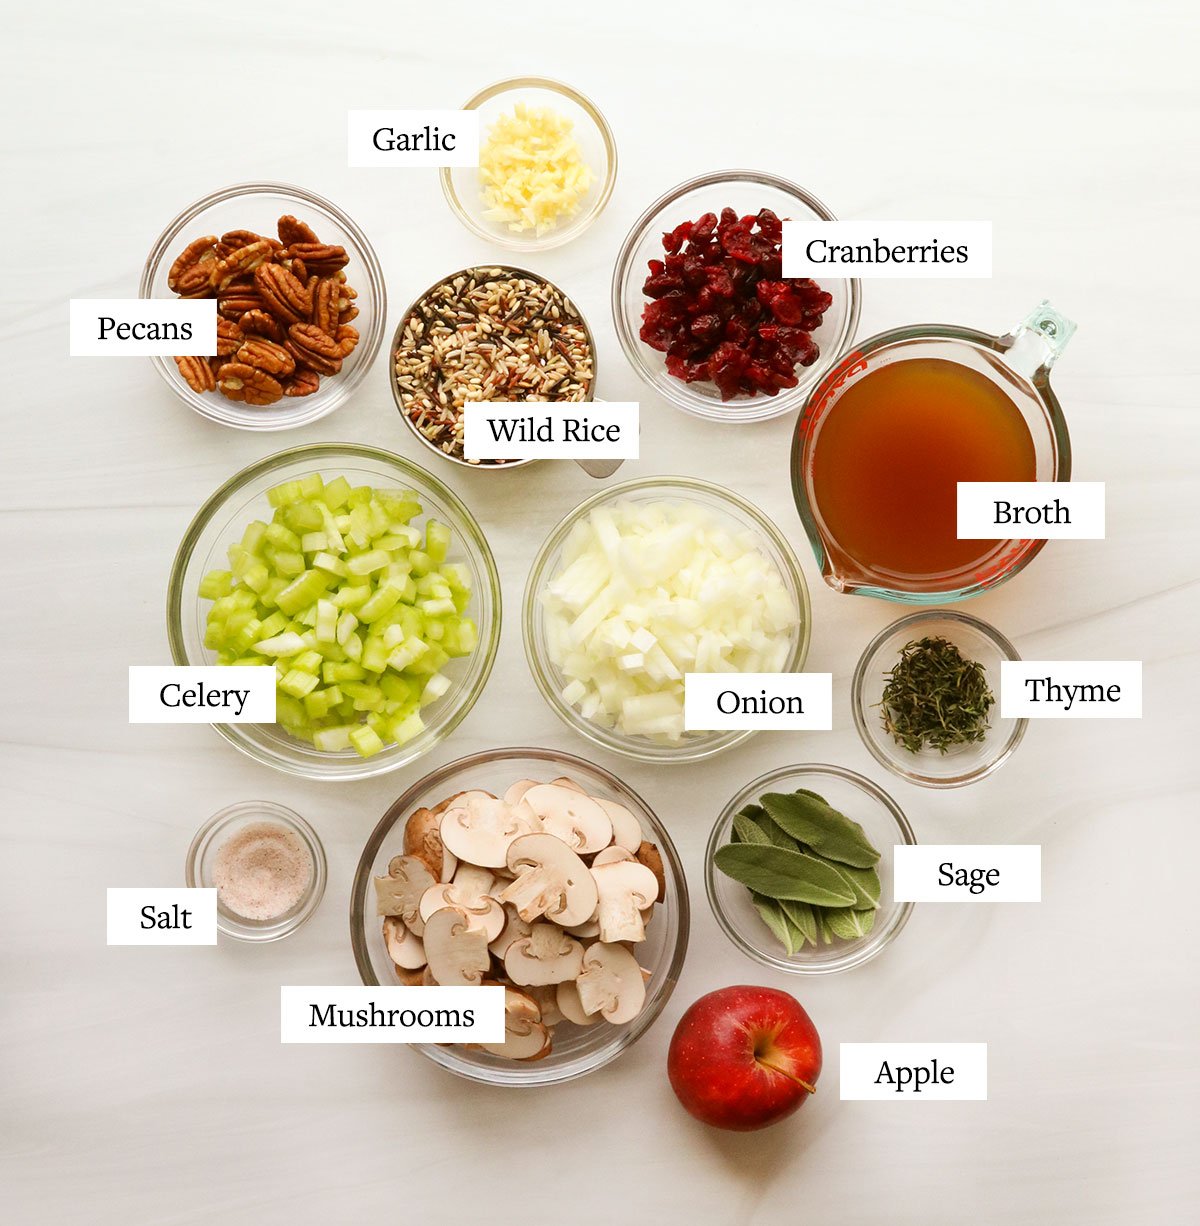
[
  {"x1": 779, "y1": 899, "x2": 818, "y2": 946},
  {"x1": 761, "y1": 791, "x2": 881, "y2": 868},
  {"x1": 825, "y1": 907, "x2": 873, "y2": 940},
  {"x1": 733, "y1": 813, "x2": 773, "y2": 846},
  {"x1": 714, "y1": 843, "x2": 857, "y2": 907},
  {"x1": 752, "y1": 893, "x2": 803, "y2": 955}
]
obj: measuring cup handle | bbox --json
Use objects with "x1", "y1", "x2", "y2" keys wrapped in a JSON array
[{"x1": 1003, "y1": 300, "x2": 1077, "y2": 377}]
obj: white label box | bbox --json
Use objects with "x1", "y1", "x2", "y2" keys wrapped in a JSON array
[
  {"x1": 281, "y1": 986, "x2": 505, "y2": 1043},
  {"x1": 70, "y1": 298, "x2": 216, "y2": 356},
  {"x1": 107, "y1": 888, "x2": 217, "y2": 945},
  {"x1": 957, "y1": 481, "x2": 1105, "y2": 539},
  {"x1": 840, "y1": 1043, "x2": 988, "y2": 1100},
  {"x1": 463, "y1": 402, "x2": 640, "y2": 461},
  {"x1": 348, "y1": 109, "x2": 479, "y2": 167},
  {"x1": 783, "y1": 221, "x2": 991, "y2": 278},
  {"x1": 129, "y1": 666, "x2": 277, "y2": 723},
  {"x1": 1000, "y1": 661, "x2": 1142, "y2": 719},
  {"x1": 893, "y1": 845, "x2": 1041, "y2": 902},
  {"x1": 684, "y1": 672, "x2": 833, "y2": 731}
]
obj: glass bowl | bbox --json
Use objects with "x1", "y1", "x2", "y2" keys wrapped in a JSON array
[
  {"x1": 706, "y1": 764, "x2": 914, "y2": 974},
  {"x1": 186, "y1": 800, "x2": 326, "y2": 942},
  {"x1": 140, "y1": 181, "x2": 386, "y2": 431},
  {"x1": 612, "y1": 169, "x2": 861, "y2": 424},
  {"x1": 522, "y1": 476, "x2": 812, "y2": 763},
  {"x1": 389, "y1": 264, "x2": 596, "y2": 471},
  {"x1": 852, "y1": 609, "x2": 1027, "y2": 788},
  {"x1": 167, "y1": 443, "x2": 501, "y2": 781},
  {"x1": 441, "y1": 77, "x2": 617, "y2": 252},
  {"x1": 350, "y1": 747, "x2": 689, "y2": 1086}
]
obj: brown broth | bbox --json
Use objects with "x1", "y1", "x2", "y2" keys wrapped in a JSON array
[{"x1": 811, "y1": 357, "x2": 1036, "y2": 581}]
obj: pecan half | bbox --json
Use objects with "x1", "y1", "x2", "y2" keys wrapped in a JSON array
[
  {"x1": 174, "y1": 354, "x2": 216, "y2": 393},
  {"x1": 290, "y1": 257, "x2": 308, "y2": 283},
  {"x1": 216, "y1": 317, "x2": 244, "y2": 357},
  {"x1": 167, "y1": 236, "x2": 219, "y2": 292},
  {"x1": 255, "y1": 264, "x2": 311, "y2": 325},
  {"x1": 286, "y1": 322, "x2": 343, "y2": 375},
  {"x1": 285, "y1": 242, "x2": 349, "y2": 275},
  {"x1": 334, "y1": 323, "x2": 359, "y2": 358},
  {"x1": 217, "y1": 362, "x2": 284, "y2": 406},
  {"x1": 175, "y1": 263, "x2": 216, "y2": 299},
  {"x1": 238, "y1": 309, "x2": 284, "y2": 342},
  {"x1": 221, "y1": 229, "x2": 281, "y2": 251},
  {"x1": 282, "y1": 369, "x2": 321, "y2": 397},
  {"x1": 310, "y1": 278, "x2": 340, "y2": 337},
  {"x1": 237, "y1": 336, "x2": 296, "y2": 378},
  {"x1": 218, "y1": 286, "x2": 263, "y2": 320},
  {"x1": 339, "y1": 306, "x2": 360, "y2": 325},
  {"x1": 278, "y1": 215, "x2": 320, "y2": 246},
  {"x1": 209, "y1": 240, "x2": 275, "y2": 292}
]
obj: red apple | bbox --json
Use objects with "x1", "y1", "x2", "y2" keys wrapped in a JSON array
[{"x1": 667, "y1": 985, "x2": 822, "y2": 1131}]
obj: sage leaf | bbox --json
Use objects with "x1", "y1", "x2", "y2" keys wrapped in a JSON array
[
  {"x1": 752, "y1": 893, "x2": 803, "y2": 955},
  {"x1": 761, "y1": 791, "x2": 881, "y2": 868},
  {"x1": 825, "y1": 861, "x2": 881, "y2": 910},
  {"x1": 756, "y1": 812, "x2": 801, "y2": 851},
  {"x1": 779, "y1": 899, "x2": 818, "y2": 946},
  {"x1": 714, "y1": 843, "x2": 857, "y2": 907},
  {"x1": 733, "y1": 813, "x2": 773, "y2": 846},
  {"x1": 856, "y1": 906, "x2": 877, "y2": 936},
  {"x1": 825, "y1": 907, "x2": 873, "y2": 940},
  {"x1": 817, "y1": 910, "x2": 836, "y2": 945}
]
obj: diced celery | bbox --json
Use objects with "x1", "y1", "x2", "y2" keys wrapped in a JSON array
[
  {"x1": 420, "y1": 598, "x2": 456, "y2": 617},
  {"x1": 389, "y1": 710, "x2": 425, "y2": 746},
  {"x1": 257, "y1": 611, "x2": 288, "y2": 639},
  {"x1": 266, "y1": 522, "x2": 301, "y2": 551},
  {"x1": 253, "y1": 631, "x2": 306, "y2": 657},
  {"x1": 279, "y1": 669, "x2": 320, "y2": 699},
  {"x1": 283, "y1": 501, "x2": 324, "y2": 533},
  {"x1": 357, "y1": 580, "x2": 404, "y2": 623},
  {"x1": 323, "y1": 476, "x2": 352, "y2": 511},
  {"x1": 387, "y1": 636, "x2": 429, "y2": 672},
  {"x1": 421, "y1": 673, "x2": 452, "y2": 706},
  {"x1": 293, "y1": 650, "x2": 323, "y2": 675},
  {"x1": 347, "y1": 547, "x2": 390, "y2": 576},
  {"x1": 408, "y1": 549, "x2": 433, "y2": 578},
  {"x1": 347, "y1": 485, "x2": 373, "y2": 508},
  {"x1": 336, "y1": 612, "x2": 358, "y2": 645},
  {"x1": 269, "y1": 549, "x2": 306, "y2": 577},
  {"x1": 313, "y1": 725, "x2": 356, "y2": 752},
  {"x1": 315, "y1": 599, "x2": 337, "y2": 643},
  {"x1": 300, "y1": 531, "x2": 328, "y2": 553},
  {"x1": 361, "y1": 637, "x2": 390, "y2": 674},
  {"x1": 323, "y1": 661, "x2": 366, "y2": 684},
  {"x1": 198, "y1": 570, "x2": 233, "y2": 601},
  {"x1": 276, "y1": 570, "x2": 331, "y2": 616},
  {"x1": 298, "y1": 473, "x2": 324, "y2": 499},
  {"x1": 425, "y1": 520, "x2": 451, "y2": 564},
  {"x1": 330, "y1": 584, "x2": 370, "y2": 609},
  {"x1": 312, "y1": 551, "x2": 348, "y2": 577},
  {"x1": 268, "y1": 480, "x2": 304, "y2": 508},
  {"x1": 349, "y1": 725, "x2": 385, "y2": 758}
]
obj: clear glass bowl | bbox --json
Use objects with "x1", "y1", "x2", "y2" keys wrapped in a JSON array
[
  {"x1": 350, "y1": 747, "x2": 689, "y2": 1086},
  {"x1": 167, "y1": 443, "x2": 501, "y2": 781},
  {"x1": 705, "y1": 764, "x2": 914, "y2": 974},
  {"x1": 611, "y1": 170, "x2": 861, "y2": 424},
  {"x1": 522, "y1": 476, "x2": 812, "y2": 763},
  {"x1": 186, "y1": 800, "x2": 326, "y2": 942},
  {"x1": 140, "y1": 182, "x2": 386, "y2": 431},
  {"x1": 389, "y1": 264, "x2": 597, "y2": 471},
  {"x1": 852, "y1": 610, "x2": 1027, "y2": 788},
  {"x1": 441, "y1": 77, "x2": 616, "y2": 252}
]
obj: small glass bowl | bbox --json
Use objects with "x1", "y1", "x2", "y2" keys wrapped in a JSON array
[
  {"x1": 186, "y1": 801, "x2": 326, "y2": 942},
  {"x1": 140, "y1": 182, "x2": 386, "y2": 431},
  {"x1": 389, "y1": 264, "x2": 596, "y2": 471},
  {"x1": 350, "y1": 747, "x2": 689, "y2": 1086},
  {"x1": 167, "y1": 443, "x2": 501, "y2": 781},
  {"x1": 522, "y1": 476, "x2": 812, "y2": 763},
  {"x1": 441, "y1": 77, "x2": 617, "y2": 252},
  {"x1": 852, "y1": 610, "x2": 1027, "y2": 788},
  {"x1": 706, "y1": 764, "x2": 914, "y2": 975},
  {"x1": 612, "y1": 169, "x2": 861, "y2": 424}
]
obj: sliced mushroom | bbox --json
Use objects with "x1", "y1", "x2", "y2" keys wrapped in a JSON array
[
  {"x1": 523, "y1": 784, "x2": 613, "y2": 854},
  {"x1": 592, "y1": 845, "x2": 635, "y2": 867},
  {"x1": 556, "y1": 978, "x2": 600, "y2": 1027},
  {"x1": 504, "y1": 922, "x2": 584, "y2": 986},
  {"x1": 525, "y1": 984, "x2": 565, "y2": 1028},
  {"x1": 576, "y1": 942, "x2": 646, "y2": 1024},
  {"x1": 590, "y1": 859, "x2": 659, "y2": 943},
  {"x1": 503, "y1": 779, "x2": 540, "y2": 807},
  {"x1": 489, "y1": 903, "x2": 533, "y2": 959},
  {"x1": 634, "y1": 841, "x2": 666, "y2": 903},
  {"x1": 373, "y1": 854, "x2": 436, "y2": 934},
  {"x1": 550, "y1": 776, "x2": 587, "y2": 794},
  {"x1": 382, "y1": 915, "x2": 426, "y2": 969},
  {"x1": 595, "y1": 798, "x2": 644, "y2": 853},
  {"x1": 431, "y1": 789, "x2": 477, "y2": 816},
  {"x1": 499, "y1": 833, "x2": 599, "y2": 928},
  {"x1": 564, "y1": 915, "x2": 601, "y2": 939},
  {"x1": 422, "y1": 906, "x2": 490, "y2": 986},
  {"x1": 403, "y1": 807, "x2": 458, "y2": 882},
  {"x1": 419, "y1": 865, "x2": 505, "y2": 942},
  {"x1": 479, "y1": 987, "x2": 552, "y2": 1061},
  {"x1": 393, "y1": 965, "x2": 425, "y2": 987},
  {"x1": 440, "y1": 793, "x2": 534, "y2": 868}
]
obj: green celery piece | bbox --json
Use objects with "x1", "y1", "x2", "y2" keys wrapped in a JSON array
[
  {"x1": 276, "y1": 570, "x2": 332, "y2": 616},
  {"x1": 313, "y1": 725, "x2": 355, "y2": 752},
  {"x1": 269, "y1": 549, "x2": 306, "y2": 577},
  {"x1": 358, "y1": 581, "x2": 404, "y2": 623},
  {"x1": 198, "y1": 570, "x2": 232, "y2": 601},
  {"x1": 322, "y1": 476, "x2": 352, "y2": 511},
  {"x1": 283, "y1": 501, "x2": 324, "y2": 533},
  {"x1": 390, "y1": 709, "x2": 424, "y2": 745},
  {"x1": 425, "y1": 520, "x2": 451, "y2": 564},
  {"x1": 297, "y1": 473, "x2": 324, "y2": 499},
  {"x1": 346, "y1": 548, "x2": 390, "y2": 577},
  {"x1": 323, "y1": 661, "x2": 365, "y2": 684},
  {"x1": 267, "y1": 480, "x2": 304, "y2": 509},
  {"x1": 420, "y1": 597, "x2": 456, "y2": 617},
  {"x1": 350, "y1": 723, "x2": 384, "y2": 758},
  {"x1": 266, "y1": 522, "x2": 301, "y2": 551},
  {"x1": 279, "y1": 669, "x2": 320, "y2": 699}
]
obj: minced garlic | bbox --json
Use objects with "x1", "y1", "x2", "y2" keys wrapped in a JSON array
[{"x1": 478, "y1": 103, "x2": 594, "y2": 236}]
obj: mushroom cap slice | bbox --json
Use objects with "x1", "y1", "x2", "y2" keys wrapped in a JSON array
[
  {"x1": 499, "y1": 833, "x2": 599, "y2": 928},
  {"x1": 550, "y1": 776, "x2": 587, "y2": 794},
  {"x1": 634, "y1": 841, "x2": 666, "y2": 903},
  {"x1": 382, "y1": 916, "x2": 426, "y2": 969},
  {"x1": 422, "y1": 906, "x2": 490, "y2": 986},
  {"x1": 489, "y1": 903, "x2": 533, "y2": 959},
  {"x1": 503, "y1": 923, "x2": 585, "y2": 986},
  {"x1": 419, "y1": 878, "x2": 505, "y2": 943},
  {"x1": 503, "y1": 779, "x2": 541, "y2": 807},
  {"x1": 523, "y1": 784, "x2": 613, "y2": 855},
  {"x1": 374, "y1": 854, "x2": 436, "y2": 934},
  {"x1": 440, "y1": 793, "x2": 534, "y2": 869},
  {"x1": 556, "y1": 978, "x2": 600, "y2": 1027},
  {"x1": 564, "y1": 915, "x2": 600, "y2": 939},
  {"x1": 479, "y1": 987, "x2": 552, "y2": 1061},
  {"x1": 590, "y1": 860, "x2": 660, "y2": 943},
  {"x1": 592, "y1": 846, "x2": 635, "y2": 868},
  {"x1": 595, "y1": 798, "x2": 644, "y2": 853},
  {"x1": 403, "y1": 807, "x2": 458, "y2": 882},
  {"x1": 576, "y1": 942, "x2": 646, "y2": 1025},
  {"x1": 525, "y1": 984, "x2": 565, "y2": 1028}
]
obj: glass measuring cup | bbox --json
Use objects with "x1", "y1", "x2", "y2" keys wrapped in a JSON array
[{"x1": 790, "y1": 301, "x2": 1075, "y2": 603}]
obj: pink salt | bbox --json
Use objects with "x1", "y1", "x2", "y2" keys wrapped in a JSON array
[{"x1": 213, "y1": 821, "x2": 313, "y2": 921}]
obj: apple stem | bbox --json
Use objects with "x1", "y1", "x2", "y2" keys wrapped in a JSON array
[{"x1": 757, "y1": 1056, "x2": 816, "y2": 1095}]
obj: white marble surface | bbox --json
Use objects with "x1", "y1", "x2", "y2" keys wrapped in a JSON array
[{"x1": 4, "y1": 2, "x2": 1197, "y2": 1222}]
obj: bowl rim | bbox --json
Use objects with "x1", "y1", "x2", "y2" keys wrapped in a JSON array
[
  {"x1": 388, "y1": 262, "x2": 597, "y2": 471},
  {"x1": 705, "y1": 762, "x2": 915, "y2": 975},
  {"x1": 851, "y1": 609, "x2": 1029, "y2": 788},
  {"x1": 610, "y1": 168, "x2": 862, "y2": 423},
  {"x1": 349, "y1": 746, "x2": 690, "y2": 1085},
  {"x1": 521, "y1": 474, "x2": 813, "y2": 763},
  {"x1": 165, "y1": 442, "x2": 502, "y2": 780},
  {"x1": 439, "y1": 75, "x2": 618, "y2": 252},
  {"x1": 139, "y1": 180, "x2": 387, "y2": 432}
]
